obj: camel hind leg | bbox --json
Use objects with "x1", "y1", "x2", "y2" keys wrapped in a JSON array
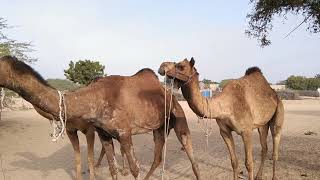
[
  {"x1": 85, "y1": 126, "x2": 96, "y2": 180},
  {"x1": 270, "y1": 100, "x2": 284, "y2": 180},
  {"x1": 255, "y1": 124, "x2": 269, "y2": 180},
  {"x1": 94, "y1": 146, "x2": 105, "y2": 168},
  {"x1": 119, "y1": 145, "x2": 130, "y2": 176}
]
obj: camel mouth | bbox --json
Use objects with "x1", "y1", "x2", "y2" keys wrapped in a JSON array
[{"x1": 165, "y1": 75, "x2": 182, "y2": 90}]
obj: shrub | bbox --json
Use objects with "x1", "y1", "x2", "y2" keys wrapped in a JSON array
[
  {"x1": 277, "y1": 90, "x2": 300, "y2": 100},
  {"x1": 296, "y1": 90, "x2": 320, "y2": 97}
]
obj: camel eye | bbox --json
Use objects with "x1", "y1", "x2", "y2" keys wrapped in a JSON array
[{"x1": 177, "y1": 65, "x2": 184, "y2": 71}]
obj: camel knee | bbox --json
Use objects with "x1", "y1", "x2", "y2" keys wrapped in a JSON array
[
  {"x1": 130, "y1": 168, "x2": 140, "y2": 179},
  {"x1": 231, "y1": 159, "x2": 239, "y2": 170},
  {"x1": 261, "y1": 146, "x2": 268, "y2": 155},
  {"x1": 272, "y1": 154, "x2": 279, "y2": 161},
  {"x1": 128, "y1": 160, "x2": 140, "y2": 178},
  {"x1": 245, "y1": 161, "x2": 253, "y2": 172},
  {"x1": 154, "y1": 156, "x2": 162, "y2": 166},
  {"x1": 181, "y1": 134, "x2": 188, "y2": 146},
  {"x1": 109, "y1": 165, "x2": 118, "y2": 176}
]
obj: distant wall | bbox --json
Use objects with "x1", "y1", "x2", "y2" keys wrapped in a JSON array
[{"x1": 271, "y1": 85, "x2": 286, "y2": 91}]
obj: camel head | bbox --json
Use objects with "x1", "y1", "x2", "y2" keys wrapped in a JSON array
[
  {"x1": 158, "y1": 57, "x2": 198, "y2": 88},
  {"x1": 0, "y1": 56, "x2": 49, "y2": 88},
  {"x1": 0, "y1": 56, "x2": 18, "y2": 87}
]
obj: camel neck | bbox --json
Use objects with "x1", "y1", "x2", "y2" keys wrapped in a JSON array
[
  {"x1": 181, "y1": 75, "x2": 224, "y2": 119},
  {"x1": 5, "y1": 74, "x2": 63, "y2": 116}
]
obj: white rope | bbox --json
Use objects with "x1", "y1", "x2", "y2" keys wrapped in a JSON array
[
  {"x1": 197, "y1": 96, "x2": 214, "y2": 151},
  {"x1": 51, "y1": 90, "x2": 67, "y2": 142},
  {"x1": 161, "y1": 73, "x2": 175, "y2": 180},
  {"x1": 0, "y1": 88, "x2": 4, "y2": 121}
]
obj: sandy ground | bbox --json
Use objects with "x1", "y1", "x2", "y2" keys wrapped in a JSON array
[{"x1": 0, "y1": 100, "x2": 319, "y2": 180}]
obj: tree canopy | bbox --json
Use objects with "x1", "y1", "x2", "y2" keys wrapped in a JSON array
[
  {"x1": 246, "y1": 0, "x2": 320, "y2": 46},
  {"x1": 64, "y1": 60, "x2": 105, "y2": 85},
  {"x1": 0, "y1": 17, "x2": 36, "y2": 62},
  {"x1": 47, "y1": 79, "x2": 80, "y2": 91},
  {"x1": 286, "y1": 75, "x2": 320, "y2": 90}
]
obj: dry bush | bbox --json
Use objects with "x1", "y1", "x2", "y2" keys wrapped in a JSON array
[
  {"x1": 277, "y1": 90, "x2": 300, "y2": 100},
  {"x1": 296, "y1": 90, "x2": 320, "y2": 97}
]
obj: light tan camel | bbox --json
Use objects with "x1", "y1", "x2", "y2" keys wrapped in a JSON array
[
  {"x1": 158, "y1": 58, "x2": 284, "y2": 180},
  {"x1": 0, "y1": 56, "x2": 200, "y2": 180}
]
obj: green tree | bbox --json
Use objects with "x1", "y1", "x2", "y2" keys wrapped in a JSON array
[
  {"x1": 219, "y1": 79, "x2": 233, "y2": 89},
  {"x1": 285, "y1": 75, "x2": 320, "y2": 90},
  {"x1": 246, "y1": 0, "x2": 320, "y2": 47},
  {"x1": 64, "y1": 60, "x2": 105, "y2": 85},
  {"x1": 47, "y1": 79, "x2": 80, "y2": 91},
  {"x1": 286, "y1": 76, "x2": 308, "y2": 90},
  {"x1": 0, "y1": 17, "x2": 36, "y2": 62},
  {"x1": 306, "y1": 77, "x2": 320, "y2": 90}
]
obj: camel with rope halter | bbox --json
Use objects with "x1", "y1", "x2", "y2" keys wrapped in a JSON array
[{"x1": 0, "y1": 55, "x2": 201, "y2": 180}]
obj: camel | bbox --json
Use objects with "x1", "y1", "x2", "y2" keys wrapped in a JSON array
[
  {"x1": 0, "y1": 55, "x2": 200, "y2": 180},
  {"x1": 158, "y1": 58, "x2": 284, "y2": 180},
  {"x1": 33, "y1": 105, "x2": 129, "y2": 179}
]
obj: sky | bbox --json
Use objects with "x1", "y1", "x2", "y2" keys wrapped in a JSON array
[{"x1": 2, "y1": 0, "x2": 320, "y2": 83}]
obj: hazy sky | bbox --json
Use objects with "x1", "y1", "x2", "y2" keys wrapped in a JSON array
[{"x1": 2, "y1": 0, "x2": 320, "y2": 83}]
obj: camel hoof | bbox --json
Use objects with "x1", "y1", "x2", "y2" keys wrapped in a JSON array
[
  {"x1": 272, "y1": 177, "x2": 278, "y2": 180},
  {"x1": 120, "y1": 168, "x2": 130, "y2": 176},
  {"x1": 111, "y1": 174, "x2": 118, "y2": 180},
  {"x1": 255, "y1": 176, "x2": 263, "y2": 180}
]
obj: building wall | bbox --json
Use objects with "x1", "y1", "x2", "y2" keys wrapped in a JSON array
[{"x1": 270, "y1": 85, "x2": 286, "y2": 91}]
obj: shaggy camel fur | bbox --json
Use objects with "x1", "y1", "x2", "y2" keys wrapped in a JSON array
[
  {"x1": 158, "y1": 58, "x2": 284, "y2": 180},
  {"x1": 0, "y1": 56, "x2": 200, "y2": 180}
]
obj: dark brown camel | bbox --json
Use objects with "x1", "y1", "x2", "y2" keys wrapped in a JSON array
[
  {"x1": 33, "y1": 105, "x2": 129, "y2": 179},
  {"x1": 0, "y1": 56, "x2": 200, "y2": 180},
  {"x1": 158, "y1": 58, "x2": 284, "y2": 180}
]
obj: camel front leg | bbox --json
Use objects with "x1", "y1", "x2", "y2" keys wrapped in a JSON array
[
  {"x1": 219, "y1": 128, "x2": 239, "y2": 180},
  {"x1": 242, "y1": 131, "x2": 254, "y2": 180},
  {"x1": 144, "y1": 128, "x2": 165, "y2": 180},
  {"x1": 86, "y1": 126, "x2": 96, "y2": 180},
  {"x1": 67, "y1": 130, "x2": 82, "y2": 180},
  {"x1": 174, "y1": 118, "x2": 201, "y2": 180},
  {"x1": 119, "y1": 133, "x2": 140, "y2": 180}
]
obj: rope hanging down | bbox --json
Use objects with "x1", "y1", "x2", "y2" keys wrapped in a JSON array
[
  {"x1": 161, "y1": 73, "x2": 175, "y2": 180},
  {"x1": 197, "y1": 97, "x2": 214, "y2": 151},
  {"x1": 51, "y1": 90, "x2": 67, "y2": 142},
  {"x1": 0, "y1": 88, "x2": 4, "y2": 121}
]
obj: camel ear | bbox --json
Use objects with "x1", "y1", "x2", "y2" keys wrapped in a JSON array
[{"x1": 190, "y1": 57, "x2": 195, "y2": 67}]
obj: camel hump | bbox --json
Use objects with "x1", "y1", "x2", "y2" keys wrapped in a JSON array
[
  {"x1": 245, "y1": 66, "x2": 262, "y2": 76},
  {"x1": 133, "y1": 68, "x2": 158, "y2": 79}
]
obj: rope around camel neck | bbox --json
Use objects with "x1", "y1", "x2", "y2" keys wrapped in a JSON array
[
  {"x1": 51, "y1": 90, "x2": 67, "y2": 142},
  {"x1": 161, "y1": 72, "x2": 175, "y2": 180}
]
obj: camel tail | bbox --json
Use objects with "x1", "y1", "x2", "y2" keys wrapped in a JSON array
[{"x1": 245, "y1": 66, "x2": 262, "y2": 75}]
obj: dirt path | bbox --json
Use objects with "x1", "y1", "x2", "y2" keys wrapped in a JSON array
[{"x1": 0, "y1": 100, "x2": 319, "y2": 180}]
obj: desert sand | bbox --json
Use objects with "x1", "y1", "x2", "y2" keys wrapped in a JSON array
[{"x1": 0, "y1": 100, "x2": 319, "y2": 180}]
